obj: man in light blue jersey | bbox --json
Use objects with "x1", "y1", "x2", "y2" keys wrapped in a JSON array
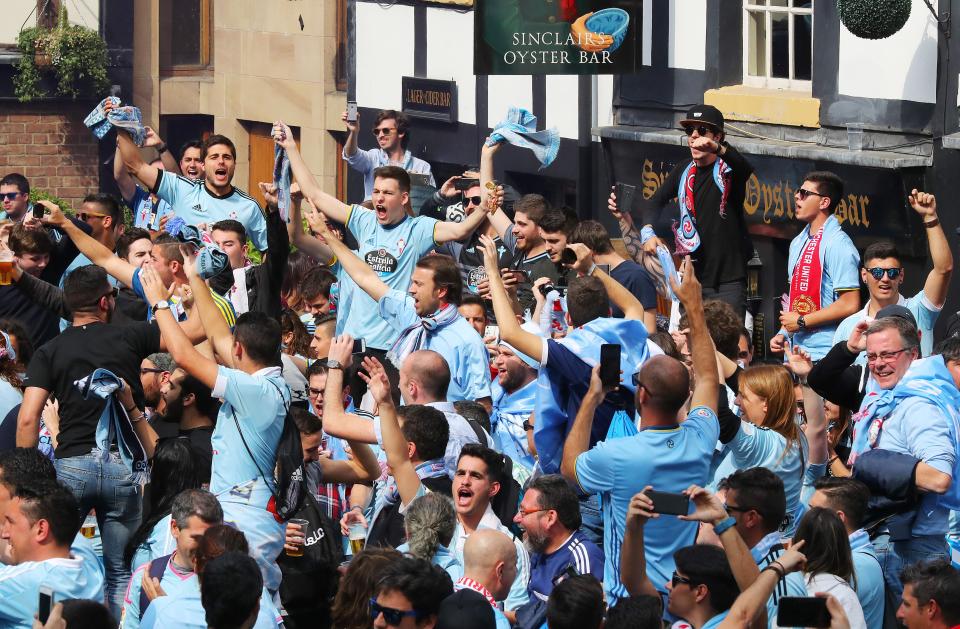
[
  {"x1": 0, "y1": 479, "x2": 104, "y2": 628},
  {"x1": 138, "y1": 258, "x2": 289, "y2": 594},
  {"x1": 561, "y1": 257, "x2": 719, "y2": 604},
  {"x1": 120, "y1": 489, "x2": 223, "y2": 629},
  {"x1": 833, "y1": 190, "x2": 952, "y2": 364},
  {"x1": 274, "y1": 121, "x2": 489, "y2": 388},
  {"x1": 491, "y1": 342, "x2": 537, "y2": 476},
  {"x1": 810, "y1": 477, "x2": 886, "y2": 629},
  {"x1": 115, "y1": 129, "x2": 269, "y2": 251}
]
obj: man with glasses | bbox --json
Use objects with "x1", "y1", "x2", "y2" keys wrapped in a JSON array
[
  {"x1": 342, "y1": 108, "x2": 435, "y2": 200},
  {"x1": 833, "y1": 190, "x2": 951, "y2": 364},
  {"x1": 770, "y1": 171, "x2": 861, "y2": 361},
  {"x1": 370, "y1": 557, "x2": 452, "y2": 629},
  {"x1": 58, "y1": 193, "x2": 126, "y2": 288},
  {"x1": 612, "y1": 104, "x2": 754, "y2": 316}
]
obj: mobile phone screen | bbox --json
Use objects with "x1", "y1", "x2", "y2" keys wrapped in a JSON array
[
  {"x1": 777, "y1": 597, "x2": 831, "y2": 628},
  {"x1": 38, "y1": 588, "x2": 52, "y2": 624},
  {"x1": 599, "y1": 344, "x2": 621, "y2": 388},
  {"x1": 646, "y1": 490, "x2": 690, "y2": 516}
]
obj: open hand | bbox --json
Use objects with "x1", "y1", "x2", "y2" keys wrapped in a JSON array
[
  {"x1": 847, "y1": 320, "x2": 869, "y2": 354},
  {"x1": 139, "y1": 266, "x2": 174, "y2": 307},
  {"x1": 327, "y1": 334, "x2": 355, "y2": 369},
  {"x1": 670, "y1": 256, "x2": 702, "y2": 310},
  {"x1": 786, "y1": 345, "x2": 813, "y2": 379},
  {"x1": 359, "y1": 356, "x2": 392, "y2": 406}
]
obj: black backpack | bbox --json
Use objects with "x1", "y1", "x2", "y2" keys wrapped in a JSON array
[
  {"x1": 138, "y1": 553, "x2": 172, "y2": 620},
  {"x1": 277, "y1": 491, "x2": 344, "y2": 629}
]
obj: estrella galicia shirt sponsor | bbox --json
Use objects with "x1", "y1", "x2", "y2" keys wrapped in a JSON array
[{"x1": 343, "y1": 205, "x2": 440, "y2": 350}]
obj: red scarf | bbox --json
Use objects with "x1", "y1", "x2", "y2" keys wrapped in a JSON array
[
  {"x1": 789, "y1": 224, "x2": 826, "y2": 315},
  {"x1": 559, "y1": 0, "x2": 578, "y2": 22},
  {"x1": 456, "y1": 577, "x2": 498, "y2": 608}
]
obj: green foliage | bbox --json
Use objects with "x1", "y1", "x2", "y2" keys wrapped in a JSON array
[
  {"x1": 14, "y1": 27, "x2": 46, "y2": 102},
  {"x1": 837, "y1": 0, "x2": 912, "y2": 40},
  {"x1": 29, "y1": 189, "x2": 73, "y2": 214}
]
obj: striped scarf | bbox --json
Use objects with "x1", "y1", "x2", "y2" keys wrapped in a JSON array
[{"x1": 387, "y1": 303, "x2": 460, "y2": 368}]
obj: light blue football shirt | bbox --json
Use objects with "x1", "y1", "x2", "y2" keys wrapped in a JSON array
[
  {"x1": 0, "y1": 555, "x2": 105, "y2": 628},
  {"x1": 341, "y1": 206, "x2": 439, "y2": 350},
  {"x1": 140, "y1": 585, "x2": 282, "y2": 628},
  {"x1": 154, "y1": 171, "x2": 268, "y2": 251},
  {"x1": 379, "y1": 288, "x2": 491, "y2": 401},
  {"x1": 127, "y1": 186, "x2": 174, "y2": 231},
  {"x1": 121, "y1": 553, "x2": 198, "y2": 629},
  {"x1": 574, "y1": 405, "x2": 719, "y2": 603},
  {"x1": 783, "y1": 215, "x2": 860, "y2": 360},
  {"x1": 130, "y1": 515, "x2": 175, "y2": 574},
  {"x1": 834, "y1": 291, "x2": 941, "y2": 364},
  {"x1": 849, "y1": 530, "x2": 885, "y2": 629}
]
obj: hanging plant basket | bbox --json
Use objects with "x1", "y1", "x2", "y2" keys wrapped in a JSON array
[
  {"x1": 33, "y1": 37, "x2": 52, "y2": 68},
  {"x1": 837, "y1": 0, "x2": 912, "y2": 40}
]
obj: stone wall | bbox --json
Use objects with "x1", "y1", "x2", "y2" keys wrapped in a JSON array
[{"x1": 0, "y1": 102, "x2": 100, "y2": 210}]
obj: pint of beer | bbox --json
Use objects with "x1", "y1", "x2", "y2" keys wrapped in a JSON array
[
  {"x1": 0, "y1": 250, "x2": 13, "y2": 286},
  {"x1": 348, "y1": 522, "x2": 366, "y2": 555},
  {"x1": 286, "y1": 519, "x2": 310, "y2": 557},
  {"x1": 81, "y1": 514, "x2": 97, "y2": 539}
]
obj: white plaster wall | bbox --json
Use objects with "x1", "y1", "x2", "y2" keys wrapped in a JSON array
[
  {"x1": 838, "y1": 0, "x2": 938, "y2": 103},
  {"x1": 355, "y1": 2, "x2": 415, "y2": 110},
  {"x1": 488, "y1": 75, "x2": 534, "y2": 124},
  {"x1": 426, "y1": 7, "x2": 477, "y2": 125},
  {"x1": 546, "y1": 75, "x2": 580, "y2": 138},
  {"x1": 668, "y1": 0, "x2": 706, "y2": 70}
]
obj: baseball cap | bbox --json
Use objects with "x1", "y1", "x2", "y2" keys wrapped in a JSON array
[
  {"x1": 436, "y1": 589, "x2": 496, "y2": 629},
  {"x1": 679, "y1": 104, "x2": 725, "y2": 132},
  {"x1": 875, "y1": 304, "x2": 918, "y2": 329}
]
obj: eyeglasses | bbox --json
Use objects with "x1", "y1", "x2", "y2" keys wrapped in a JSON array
[
  {"x1": 100, "y1": 286, "x2": 120, "y2": 301},
  {"x1": 683, "y1": 125, "x2": 717, "y2": 137},
  {"x1": 865, "y1": 267, "x2": 903, "y2": 281},
  {"x1": 1, "y1": 192, "x2": 22, "y2": 201},
  {"x1": 671, "y1": 571, "x2": 693, "y2": 588},
  {"x1": 631, "y1": 372, "x2": 643, "y2": 388},
  {"x1": 724, "y1": 503, "x2": 754, "y2": 514},
  {"x1": 464, "y1": 196, "x2": 483, "y2": 206},
  {"x1": 369, "y1": 599, "x2": 420, "y2": 625},
  {"x1": 516, "y1": 506, "x2": 549, "y2": 517},
  {"x1": 140, "y1": 367, "x2": 165, "y2": 375},
  {"x1": 796, "y1": 188, "x2": 825, "y2": 201},
  {"x1": 865, "y1": 348, "x2": 911, "y2": 365},
  {"x1": 78, "y1": 212, "x2": 109, "y2": 222},
  {"x1": 308, "y1": 387, "x2": 323, "y2": 398},
  {"x1": 372, "y1": 127, "x2": 396, "y2": 136}
]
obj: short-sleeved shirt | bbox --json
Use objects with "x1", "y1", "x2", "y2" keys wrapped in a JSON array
[
  {"x1": 24, "y1": 321, "x2": 161, "y2": 459},
  {"x1": 876, "y1": 396, "x2": 955, "y2": 536},
  {"x1": 121, "y1": 553, "x2": 197, "y2": 629},
  {"x1": 127, "y1": 186, "x2": 174, "y2": 231},
  {"x1": 849, "y1": 530, "x2": 885, "y2": 629},
  {"x1": 152, "y1": 170, "x2": 268, "y2": 251},
  {"x1": 131, "y1": 515, "x2": 175, "y2": 574},
  {"x1": 834, "y1": 292, "x2": 942, "y2": 364},
  {"x1": 210, "y1": 365, "x2": 289, "y2": 495},
  {"x1": 785, "y1": 215, "x2": 860, "y2": 360},
  {"x1": 501, "y1": 229, "x2": 559, "y2": 315},
  {"x1": 341, "y1": 206, "x2": 439, "y2": 349},
  {"x1": 528, "y1": 530, "x2": 604, "y2": 602},
  {"x1": 140, "y1": 585, "x2": 283, "y2": 628},
  {"x1": 609, "y1": 260, "x2": 658, "y2": 317},
  {"x1": 574, "y1": 406, "x2": 719, "y2": 602},
  {"x1": 130, "y1": 268, "x2": 236, "y2": 327},
  {"x1": 378, "y1": 289, "x2": 491, "y2": 401},
  {"x1": 341, "y1": 147, "x2": 434, "y2": 200},
  {"x1": 0, "y1": 556, "x2": 104, "y2": 628}
]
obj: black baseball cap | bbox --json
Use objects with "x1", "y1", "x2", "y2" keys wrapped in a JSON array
[
  {"x1": 680, "y1": 104, "x2": 725, "y2": 132},
  {"x1": 436, "y1": 589, "x2": 496, "y2": 629},
  {"x1": 876, "y1": 304, "x2": 918, "y2": 329}
]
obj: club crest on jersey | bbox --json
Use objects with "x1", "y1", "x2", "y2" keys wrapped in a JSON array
[{"x1": 397, "y1": 238, "x2": 407, "y2": 256}]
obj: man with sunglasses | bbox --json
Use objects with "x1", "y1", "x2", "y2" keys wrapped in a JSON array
[
  {"x1": 0, "y1": 173, "x2": 32, "y2": 223},
  {"x1": 833, "y1": 190, "x2": 951, "y2": 365},
  {"x1": 614, "y1": 104, "x2": 755, "y2": 316},
  {"x1": 342, "y1": 108, "x2": 435, "y2": 201},
  {"x1": 770, "y1": 171, "x2": 861, "y2": 361},
  {"x1": 371, "y1": 557, "x2": 453, "y2": 629},
  {"x1": 58, "y1": 193, "x2": 126, "y2": 288}
]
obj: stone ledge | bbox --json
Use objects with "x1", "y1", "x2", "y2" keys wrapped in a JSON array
[{"x1": 705, "y1": 84, "x2": 820, "y2": 129}]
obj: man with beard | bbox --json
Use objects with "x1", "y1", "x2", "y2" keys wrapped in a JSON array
[
  {"x1": 513, "y1": 474, "x2": 602, "y2": 626},
  {"x1": 140, "y1": 353, "x2": 175, "y2": 419},
  {"x1": 490, "y1": 342, "x2": 538, "y2": 476},
  {"x1": 156, "y1": 368, "x2": 217, "y2": 486}
]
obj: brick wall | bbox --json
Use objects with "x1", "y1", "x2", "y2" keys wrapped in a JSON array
[{"x1": 0, "y1": 102, "x2": 100, "y2": 210}]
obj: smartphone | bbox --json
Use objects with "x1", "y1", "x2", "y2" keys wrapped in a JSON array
[
  {"x1": 351, "y1": 338, "x2": 367, "y2": 354},
  {"x1": 647, "y1": 490, "x2": 690, "y2": 516},
  {"x1": 38, "y1": 586, "x2": 53, "y2": 624},
  {"x1": 455, "y1": 178, "x2": 480, "y2": 191},
  {"x1": 346, "y1": 101, "x2": 358, "y2": 122},
  {"x1": 505, "y1": 268, "x2": 530, "y2": 280},
  {"x1": 484, "y1": 325, "x2": 500, "y2": 343},
  {"x1": 560, "y1": 248, "x2": 577, "y2": 265},
  {"x1": 599, "y1": 344, "x2": 621, "y2": 388},
  {"x1": 616, "y1": 182, "x2": 637, "y2": 214},
  {"x1": 32, "y1": 204, "x2": 43, "y2": 219},
  {"x1": 596, "y1": 264, "x2": 610, "y2": 275},
  {"x1": 408, "y1": 173, "x2": 431, "y2": 187},
  {"x1": 777, "y1": 597, "x2": 831, "y2": 628}
]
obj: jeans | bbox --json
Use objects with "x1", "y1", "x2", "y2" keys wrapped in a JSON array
[
  {"x1": 701, "y1": 280, "x2": 746, "y2": 320},
  {"x1": 872, "y1": 532, "x2": 949, "y2": 600},
  {"x1": 55, "y1": 449, "x2": 142, "y2": 618}
]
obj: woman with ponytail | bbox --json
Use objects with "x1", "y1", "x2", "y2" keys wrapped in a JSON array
[{"x1": 397, "y1": 492, "x2": 463, "y2": 582}]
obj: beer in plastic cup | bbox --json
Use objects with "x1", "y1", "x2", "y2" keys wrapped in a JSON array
[
  {"x1": 286, "y1": 518, "x2": 310, "y2": 557},
  {"x1": 0, "y1": 250, "x2": 13, "y2": 286},
  {"x1": 348, "y1": 522, "x2": 366, "y2": 555},
  {"x1": 81, "y1": 514, "x2": 97, "y2": 539}
]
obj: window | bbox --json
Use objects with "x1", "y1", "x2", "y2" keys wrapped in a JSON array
[
  {"x1": 743, "y1": 0, "x2": 812, "y2": 89},
  {"x1": 159, "y1": 0, "x2": 212, "y2": 74},
  {"x1": 335, "y1": 0, "x2": 347, "y2": 91}
]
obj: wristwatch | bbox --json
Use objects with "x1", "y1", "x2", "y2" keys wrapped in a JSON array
[
  {"x1": 326, "y1": 359, "x2": 343, "y2": 370},
  {"x1": 522, "y1": 420, "x2": 533, "y2": 432},
  {"x1": 152, "y1": 300, "x2": 171, "y2": 315},
  {"x1": 155, "y1": 143, "x2": 168, "y2": 154},
  {"x1": 797, "y1": 315, "x2": 807, "y2": 330}
]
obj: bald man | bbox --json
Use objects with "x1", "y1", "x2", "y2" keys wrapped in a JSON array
[
  {"x1": 397, "y1": 350, "x2": 493, "y2": 475},
  {"x1": 457, "y1": 529, "x2": 517, "y2": 629}
]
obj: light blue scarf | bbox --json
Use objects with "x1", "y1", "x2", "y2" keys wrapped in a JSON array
[
  {"x1": 387, "y1": 303, "x2": 461, "y2": 369},
  {"x1": 486, "y1": 107, "x2": 559, "y2": 169},
  {"x1": 273, "y1": 145, "x2": 292, "y2": 223},
  {"x1": 74, "y1": 368, "x2": 150, "y2": 485},
  {"x1": 84, "y1": 97, "x2": 147, "y2": 146},
  {"x1": 533, "y1": 318, "x2": 651, "y2": 473}
]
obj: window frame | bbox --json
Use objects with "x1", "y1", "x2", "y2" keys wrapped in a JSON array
[
  {"x1": 742, "y1": 0, "x2": 813, "y2": 91},
  {"x1": 159, "y1": 0, "x2": 213, "y2": 77},
  {"x1": 335, "y1": 0, "x2": 348, "y2": 91}
]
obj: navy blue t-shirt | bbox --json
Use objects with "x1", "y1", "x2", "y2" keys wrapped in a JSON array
[
  {"x1": 528, "y1": 530, "x2": 604, "y2": 601},
  {"x1": 609, "y1": 260, "x2": 658, "y2": 318}
]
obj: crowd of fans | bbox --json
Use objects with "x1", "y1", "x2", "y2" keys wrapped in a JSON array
[{"x1": 0, "y1": 100, "x2": 959, "y2": 629}]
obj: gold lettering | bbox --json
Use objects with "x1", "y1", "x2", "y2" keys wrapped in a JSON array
[
  {"x1": 744, "y1": 175, "x2": 760, "y2": 216},
  {"x1": 784, "y1": 183, "x2": 795, "y2": 219},
  {"x1": 772, "y1": 183, "x2": 784, "y2": 219},
  {"x1": 835, "y1": 198, "x2": 848, "y2": 225},
  {"x1": 761, "y1": 183, "x2": 775, "y2": 224},
  {"x1": 859, "y1": 196, "x2": 870, "y2": 227},
  {"x1": 641, "y1": 159, "x2": 662, "y2": 200}
]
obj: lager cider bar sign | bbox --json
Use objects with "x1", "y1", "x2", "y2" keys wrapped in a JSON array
[{"x1": 402, "y1": 77, "x2": 458, "y2": 123}]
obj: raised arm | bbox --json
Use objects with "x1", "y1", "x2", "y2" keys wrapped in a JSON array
[
  {"x1": 565, "y1": 242, "x2": 647, "y2": 321},
  {"x1": 42, "y1": 204, "x2": 136, "y2": 288},
  {"x1": 113, "y1": 142, "x2": 137, "y2": 201},
  {"x1": 909, "y1": 190, "x2": 953, "y2": 308},
  {"x1": 718, "y1": 541, "x2": 807, "y2": 629},
  {"x1": 673, "y1": 257, "x2": 719, "y2": 412},
  {"x1": 561, "y1": 365, "x2": 611, "y2": 481},
  {"x1": 116, "y1": 129, "x2": 161, "y2": 192},
  {"x1": 434, "y1": 198, "x2": 491, "y2": 244},
  {"x1": 480, "y1": 234, "x2": 544, "y2": 362},
  {"x1": 619, "y1": 488, "x2": 661, "y2": 597},
  {"x1": 310, "y1": 210, "x2": 389, "y2": 303},
  {"x1": 184, "y1": 256, "x2": 235, "y2": 367},
  {"x1": 479, "y1": 141, "x2": 514, "y2": 239},
  {"x1": 787, "y1": 345, "x2": 829, "y2": 465},
  {"x1": 321, "y1": 337, "x2": 378, "y2": 444},
  {"x1": 15, "y1": 386, "x2": 48, "y2": 448},
  {"x1": 273, "y1": 121, "x2": 350, "y2": 225}
]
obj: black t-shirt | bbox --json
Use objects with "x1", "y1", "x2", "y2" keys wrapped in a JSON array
[
  {"x1": 609, "y1": 260, "x2": 658, "y2": 318},
  {"x1": 642, "y1": 145, "x2": 754, "y2": 289},
  {"x1": 25, "y1": 321, "x2": 162, "y2": 459},
  {"x1": 180, "y1": 426, "x2": 214, "y2": 485},
  {"x1": 0, "y1": 284, "x2": 62, "y2": 349}
]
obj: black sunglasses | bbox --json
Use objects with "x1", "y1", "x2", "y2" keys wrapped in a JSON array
[
  {"x1": 464, "y1": 195, "x2": 482, "y2": 206},
  {"x1": 684, "y1": 125, "x2": 717, "y2": 137},
  {"x1": 796, "y1": 188, "x2": 825, "y2": 201},
  {"x1": 101, "y1": 286, "x2": 120, "y2": 300},
  {"x1": 865, "y1": 267, "x2": 902, "y2": 281},
  {"x1": 671, "y1": 571, "x2": 693, "y2": 587},
  {"x1": 1, "y1": 192, "x2": 21, "y2": 201},
  {"x1": 369, "y1": 599, "x2": 420, "y2": 625}
]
